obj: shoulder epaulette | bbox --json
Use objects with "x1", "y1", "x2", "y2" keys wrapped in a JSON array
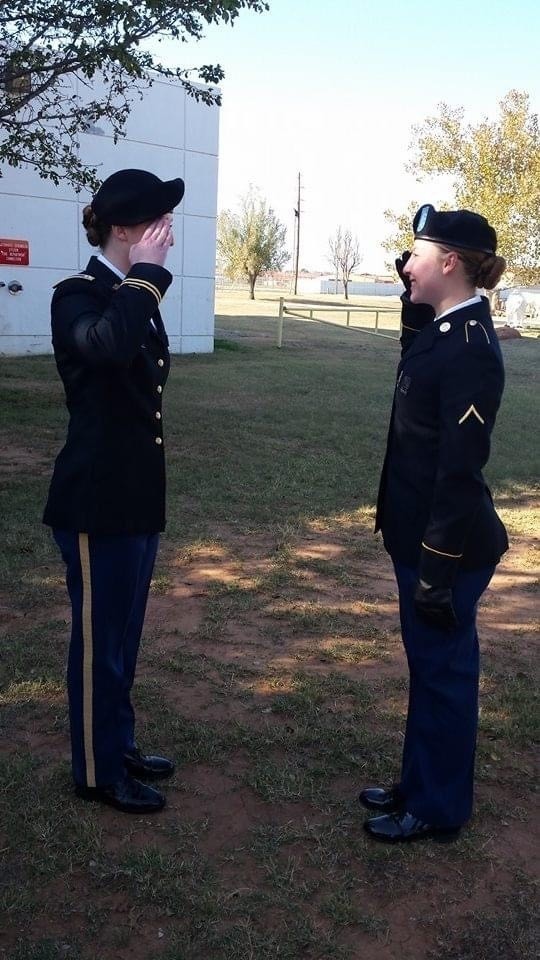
[
  {"x1": 464, "y1": 319, "x2": 491, "y2": 345},
  {"x1": 53, "y1": 273, "x2": 95, "y2": 289}
]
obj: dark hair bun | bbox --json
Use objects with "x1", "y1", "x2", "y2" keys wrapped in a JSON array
[
  {"x1": 82, "y1": 205, "x2": 110, "y2": 247},
  {"x1": 477, "y1": 254, "x2": 506, "y2": 290}
]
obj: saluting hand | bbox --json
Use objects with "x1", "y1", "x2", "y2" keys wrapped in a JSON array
[
  {"x1": 129, "y1": 216, "x2": 174, "y2": 268},
  {"x1": 395, "y1": 251, "x2": 412, "y2": 295}
]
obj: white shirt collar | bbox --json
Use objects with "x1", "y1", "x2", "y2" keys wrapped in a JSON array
[
  {"x1": 436, "y1": 295, "x2": 482, "y2": 321},
  {"x1": 97, "y1": 253, "x2": 125, "y2": 280}
]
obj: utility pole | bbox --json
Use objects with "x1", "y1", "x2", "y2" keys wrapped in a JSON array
[{"x1": 293, "y1": 171, "x2": 301, "y2": 295}]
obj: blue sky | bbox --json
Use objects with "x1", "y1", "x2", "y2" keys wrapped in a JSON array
[{"x1": 159, "y1": 0, "x2": 540, "y2": 272}]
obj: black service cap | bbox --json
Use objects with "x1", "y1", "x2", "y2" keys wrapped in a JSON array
[
  {"x1": 91, "y1": 168, "x2": 185, "y2": 225},
  {"x1": 413, "y1": 204, "x2": 497, "y2": 255}
]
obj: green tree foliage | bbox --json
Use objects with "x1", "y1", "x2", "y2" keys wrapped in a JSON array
[
  {"x1": 217, "y1": 189, "x2": 288, "y2": 299},
  {"x1": 382, "y1": 201, "x2": 418, "y2": 272},
  {"x1": 383, "y1": 91, "x2": 540, "y2": 284},
  {"x1": 0, "y1": 0, "x2": 268, "y2": 190}
]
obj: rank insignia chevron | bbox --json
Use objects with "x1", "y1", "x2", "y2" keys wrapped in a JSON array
[{"x1": 458, "y1": 404, "x2": 485, "y2": 425}]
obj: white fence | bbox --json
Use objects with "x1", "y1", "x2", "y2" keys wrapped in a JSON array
[{"x1": 276, "y1": 298, "x2": 401, "y2": 348}]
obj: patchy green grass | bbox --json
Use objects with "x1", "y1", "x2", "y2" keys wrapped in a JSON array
[
  {"x1": 479, "y1": 668, "x2": 539, "y2": 746},
  {"x1": 0, "y1": 302, "x2": 538, "y2": 959},
  {"x1": 8, "y1": 944, "x2": 83, "y2": 960},
  {"x1": 428, "y1": 882, "x2": 538, "y2": 960}
]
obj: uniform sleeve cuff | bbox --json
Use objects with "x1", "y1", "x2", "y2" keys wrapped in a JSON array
[
  {"x1": 419, "y1": 542, "x2": 462, "y2": 587},
  {"x1": 120, "y1": 264, "x2": 173, "y2": 306}
]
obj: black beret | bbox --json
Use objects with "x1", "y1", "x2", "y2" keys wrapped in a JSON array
[
  {"x1": 413, "y1": 204, "x2": 497, "y2": 255},
  {"x1": 91, "y1": 169, "x2": 185, "y2": 225}
]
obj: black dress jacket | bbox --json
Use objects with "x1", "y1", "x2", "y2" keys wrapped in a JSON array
[
  {"x1": 43, "y1": 256, "x2": 172, "y2": 535},
  {"x1": 375, "y1": 296, "x2": 508, "y2": 587}
]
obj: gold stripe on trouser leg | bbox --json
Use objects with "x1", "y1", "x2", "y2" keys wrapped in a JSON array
[{"x1": 79, "y1": 533, "x2": 96, "y2": 788}]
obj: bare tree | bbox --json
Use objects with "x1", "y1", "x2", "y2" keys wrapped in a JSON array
[
  {"x1": 328, "y1": 226, "x2": 343, "y2": 295},
  {"x1": 328, "y1": 227, "x2": 362, "y2": 299}
]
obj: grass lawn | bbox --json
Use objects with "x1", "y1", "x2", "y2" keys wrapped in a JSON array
[{"x1": 0, "y1": 291, "x2": 538, "y2": 960}]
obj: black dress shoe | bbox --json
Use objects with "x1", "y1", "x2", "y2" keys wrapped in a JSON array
[
  {"x1": 75, "y1": 773, "x2": 166, "y2": 813},
  {"x1": 359, "y1": 785, "x2": 403, "y2": 813},
  {"x1": 124, "y1": 747, "x2": 174, "y2": 781},
  {"x1": 363, "y1": 811, "x2": 461, "y2": 844}
]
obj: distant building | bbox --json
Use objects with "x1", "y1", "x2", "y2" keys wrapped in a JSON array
[
  {"x1": 215, "y1": 269, "x2": 402, "y2": 297},
  {"x1": 319, "y1": 275, "x2": 402, "y2": 296}
]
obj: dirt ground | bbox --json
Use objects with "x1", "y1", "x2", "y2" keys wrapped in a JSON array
[
  {"x1": 136, "y1": 522, "x2": 538, "y2": 957},
  {"x1": 4, "y1": 512, "x2": 537, "y2": 960}
]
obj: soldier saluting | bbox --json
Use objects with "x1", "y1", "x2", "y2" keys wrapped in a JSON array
[
  {"x1": 361, "y1": 205, "x2": 508, "y2": 842},
  {"x1": 43, "y1": 169, "x2": 184, "y2": 813}
]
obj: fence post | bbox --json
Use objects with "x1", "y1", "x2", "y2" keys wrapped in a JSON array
[
  {"x1": 277, "y1": 297, "x2": 284, "y2": 348},
  {"x1": 346, "y1": 311, "x2": 350, "y2": 327},
  {"x1": 375, "y1": 310, "x2": 379, "y2": 330}
]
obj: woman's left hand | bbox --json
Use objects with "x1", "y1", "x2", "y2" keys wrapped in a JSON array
[{"x1": 413, "y1": 581, "x2": 459, "y2": 630}]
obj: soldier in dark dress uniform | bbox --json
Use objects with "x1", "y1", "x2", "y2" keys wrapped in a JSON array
[
  {"x1": 360, "y1": 205, "x2": 509, "y2": 842},
  {"x1": 43, "y1": 169, "x2": 184, "y2": 813}
]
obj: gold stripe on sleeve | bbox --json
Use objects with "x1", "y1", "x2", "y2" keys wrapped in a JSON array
[
  {"x1": 120, "y1": 278, "x2": 162, "y2": 304},
  {"x1": 123, "y1": 278, "x2": 162, "y2": 301},
  {"x1": 79, "y1": 533, "x2": 96, "y2": 788},
  {"x1": 421, "y1": 542, "x2": 463, "y2": 559}
]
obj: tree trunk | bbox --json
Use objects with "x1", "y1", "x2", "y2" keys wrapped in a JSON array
[
  {"x1": 344, "y1": 280, "x2": 349, "y2": 300},
  {"x1": 249, "y1": 274, "x2": 256, "y2": 300}
]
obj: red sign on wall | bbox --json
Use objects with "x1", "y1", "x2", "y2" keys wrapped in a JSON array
[{"x1": 0, "y1": 239, "x2": 30, "y2": 266}]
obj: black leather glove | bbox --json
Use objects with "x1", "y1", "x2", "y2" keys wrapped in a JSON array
[
  {"x1": 397, "y1": 249, "x2": 435, "y2": 329},
  {"x1": 395, "y1": 251, "x2": 412, "y2": 296},
  {"x1": 413, "y1": 580, "x2": 459, "y2": 631}
]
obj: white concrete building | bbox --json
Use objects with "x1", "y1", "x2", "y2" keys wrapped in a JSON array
[{"x1": 0, "y1": 75, "x2": 219, "y2": 355}]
